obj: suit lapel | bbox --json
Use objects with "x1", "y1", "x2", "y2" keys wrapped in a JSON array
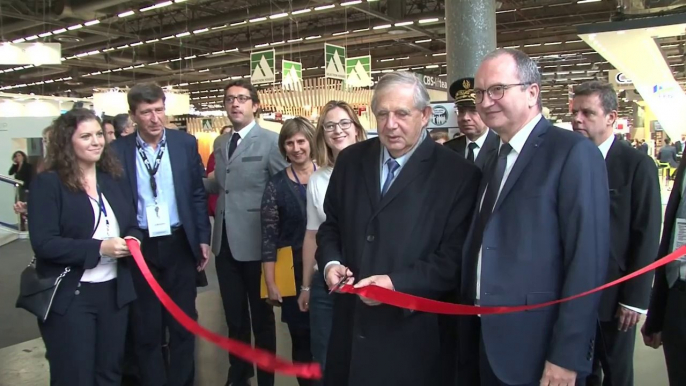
[
  {"x1": 229, "y1": 126, "x2": 259, "y2": 164},
  {"x1": 125, "y1": 136, "x2": 138, "y2": 206},
  {"x1": 605, "y1": 140, "x2": 622, "y2": 188},
  {"x1": 363, "y1": 139, "x2": 382, "y2": 209},
  {"x1": 375, "y1": 136, "x2": 433, "y2": 214},
  {"x1": 165, "y1": 131, "x2": 185, "y2": 204},
  {"x1": 455, "y1": 136, "x2": 466, "y2": 158},
  {"x1": 493, "y1": 119, "x2": 548, "y2": 212},
  {"x1": 475, "y1": 130, "x2": 499, "y2": 169}
]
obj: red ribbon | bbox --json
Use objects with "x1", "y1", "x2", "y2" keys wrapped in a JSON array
[
  {"x1": 339, "y1": 245, "x2": 686, "y2": 315},
  {"x1": 127, "y1": 237, "x2": 686, "y2": 378},
  {"x1": 126, "y1": 240, "x2": 322, "y2": 380}
]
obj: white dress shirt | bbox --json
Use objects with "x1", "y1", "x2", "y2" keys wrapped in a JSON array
[
  {"x1": 597, "y1": 134, "x2": 647, "y2": 315},
  {"x1": 465, "y1": 130, "x2": 489, "y2": 160},
  {"x1": 81, "y1": 195, "x2": 120, "y2": 283},
  {"x1": 476, "y1": 114, "x2": 542, "y2": 301},
  {"x1": 231, "y1": 120, "x2": 256, "y2": 147}
]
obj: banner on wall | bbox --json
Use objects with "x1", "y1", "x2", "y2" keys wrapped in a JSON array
[
  {"x1": 250, "y1": 49, "x2": 276, "y2": 85},
  {"x1": 345, "y1": 55, "x2": 373, "y2": 88},
  {"x1": 282, "y1": 60, "x2": 303, "y2": 89},
  {"x1": 324, "y1": 43, "x2": 346, "y2": 80}
]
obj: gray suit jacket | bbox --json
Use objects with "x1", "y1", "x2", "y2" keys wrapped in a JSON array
[{"x1": 205, "y1": 123, "x2": 288, "y2": 261}]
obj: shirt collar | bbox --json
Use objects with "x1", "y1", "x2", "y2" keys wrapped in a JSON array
[
  {"x1": 597, "y1": 134, "x2": 615, "y2": 160},
  {"x1": 504, "y1": 114, "x2": 542, "y2": 154},
  {"x1": 467, "y1": 130, "x2": 489, "y2": 149},
  {"x1": 136, "y1": 129, "x2": 167, "y2": 149},
  {"x1": 233, "y1": 120, "x2": 256, "y2": 139},
  {"x1": 382, "y1": 129, "x2": 428, "y2": 167}
]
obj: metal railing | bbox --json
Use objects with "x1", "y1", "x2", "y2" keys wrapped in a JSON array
[{"x1": 0, "y1": 174, "x2": 24, "y2": 233}]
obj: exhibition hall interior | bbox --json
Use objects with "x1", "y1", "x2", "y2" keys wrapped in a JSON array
[{"x1": 0, "y1": 0, "x2": 685, "y2": 384}]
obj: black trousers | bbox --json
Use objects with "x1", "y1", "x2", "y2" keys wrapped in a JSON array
[
  {"x1": 216, "y1": 226, "x2": 276, "y2": 386},
  {"x1": 288, "y1": 324, "x2": 314, "y2": 386},
  {"x1": 663, "y1": 281, "x2": 686, "y2": 385},
  {"x1": 40, "y1": 279, "x2": 128, "y2": 386},
  {"x1": 587, "y1": 320, "x2": 635, "y2": 386},
  {"x1": 130, "y1": 228, "x2": 198, "y2": 386}
]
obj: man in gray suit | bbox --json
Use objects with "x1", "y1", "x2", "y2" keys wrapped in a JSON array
[{"x1": 205, "y1": 79, "x2": 288, "y2": 386}]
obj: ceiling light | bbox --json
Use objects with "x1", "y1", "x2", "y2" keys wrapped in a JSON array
[
  {"x1": 87, "y1": 50, "x2": 100, "y2": 55},
  {"x1": 395, "y1": 21, "x2": 413, "y2": 27},
  {"x1": 373, "y1": 24, "x2": 392, "y2": 30},
  {"x1": 211, "y1": 24, "x2": 228, "y2": 30},
  {"x1": 83, "y1": 20, "x2": 100, "y2": 27},
  {"x1": 193, "y1": 28, "x2": 209, "y2": 34},
  {"x1": 353, "y1": 28, "x2": 369, "y2": 32},
  {"x1": 117, "y1": 44, "x2": 130, "y2": 49},
  {"x1": 314, "y1": 4, "x2": 335, "y2": 10},
  {"x1": 544, "y1": 42, "x2": 562, "y2": 45},
  {"x1": 174, "y1": 0, "x2": 187, "y2": 3},
  {"x1": 433, "y1": 52, "x2": 446, "y2": 56},
  {"x1": 230, "y1": 21, "x2": 247, "y2": 26},
  {"x1": 379, "y1": 58, "x2": 394, "y2": 62},
  {"x1": 255, "y1": 43, "x2": 269, "y2": 48},
  {"x1": 124, "y1": 66, "x2": 134, "y2": 70},
  {"x1": 524, "y1": 43, "x2": 541, "y2": 47},
  {"x1": 287, "y1": 38, "x2": 303, "y2": 43},
  {"x1": 341, "y1": 0, "x2": 362, "y2": 5},
  {"x1": 39, "y1": 32, "x2": 52, "y2": 37},
  {"x1": 113, "y1": 68, "x2": 122, "y2": 72},
  {"x1": 53, "y1": 28, "x2": 67, "y2": 34},
  {"x1": 161, "y1": 35, "x2": 175, "y2": 40},
  {"x1": 118, "y1": 10, "x2": 135, "y2": 17},
  {"x1": 425, "y1": 65, "x2": 439, "y2": 69},
  {"x1": 270, "y1": 12, "x2": 288, "y2": 19},
  {"x1": 140, "y1": 1, "x2": 173, "y2": 12},
  {"x1": 12, "y1": 38, "x2": 26, "y2": 43},
  {"x1": 176, "y1": 32, "x2": 191, "y2": 37},
  {"x1": 185, "y1": 55, "x2": 197, "y2": 59},
  {"x1": 305, "y1": 35, "x2": 321, "y2": 40},
  {"x1": 68, "y1": 24, "x2": 83, "y2": 30},
  {"x1": 130, "y1": 42, "x2": 143, "y2": 47},
  {"x1": 103, "y1": 47, "x2": 115, "y2": 52},
  {"x1": 496, "y1": 9, "x2": 516, "y2": 13},
  {"x1": 415, "y1": 39, "x2": 432, "y2": 43},
  {"x1": 292, "y1": 8, "x2": 312, "y2": 15},
  {"x1": 577, "y1": 0, "x2": 601, "y2": 3},
  {"x1": 134, "y1": 64, "x2": 145, "y2": 68},
  {"x1": 25, "y1": 35, "x2": 39, "y2": 41},
  {"x1": 146, "y1": 39, "x2": 159, "y2": 43},
  {"x1": 270, "y1": 41, "x2": 285, "y2": 45},
  {"x1": 199, "y1": 69, "x2": 209, "y2": 73},
  {"x1": 418, "y1": 18, "x2": 439, "y2": 24},
  {"x1": 333, "y1": 31, "x2": 349, "y2": 36},
  {"x1": 249, "y1": 17, "x2": 267, "y2": 23}
]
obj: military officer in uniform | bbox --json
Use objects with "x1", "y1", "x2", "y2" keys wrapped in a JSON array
[{"x1": 444, "y1": 77, "x2": 499, "y2": 170}]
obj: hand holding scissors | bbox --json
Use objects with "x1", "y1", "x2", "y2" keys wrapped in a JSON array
[{"x1": 325, "y1": 264, "x2": 354, "y2": 294}]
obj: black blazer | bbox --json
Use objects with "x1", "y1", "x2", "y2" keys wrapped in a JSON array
[
  {"x1": 28, "y1": 170, "x2": 143, "y2": 316},
  {"x1": 444, "y1": 130, "x2": 499, "y2": 170},
  {"x1": 111, "y1": 129, "x2": 211, "y2": 261},
  {"x1": 315, "y1": 136, "x2": 480, "y2": 386},
  {"x1": 598, "y1": 139, "x2": 661, "y2": 321},
  {"x1": 645, "y1": 151, "x2": 686, "y2": 334},
  {"x1": 9, "y1": 162, "x2": 33, "y2": 189}
]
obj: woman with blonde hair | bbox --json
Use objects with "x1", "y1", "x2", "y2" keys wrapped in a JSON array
[{"x1": 297, "y1": 101, "x2": 367, "y2": 380}]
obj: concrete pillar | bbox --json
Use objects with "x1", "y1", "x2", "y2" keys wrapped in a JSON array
[{"x1": 445, "y1": 0, "x2": 497, "y2": 99}]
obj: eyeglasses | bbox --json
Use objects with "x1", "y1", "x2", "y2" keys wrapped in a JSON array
[
  {"x1": 474, "y1": 83, "x2": 531, "y2": 104},
  {"x1": 323, "y1": 119, "x2": 353, "y2": 132},
  {"x1": 224, "y1": 95, "x2": 252, "y2": 104}
]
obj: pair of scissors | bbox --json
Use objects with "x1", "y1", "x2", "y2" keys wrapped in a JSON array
[{"x1": 329, "y1": 268, "x2": 352, "y2": 294}]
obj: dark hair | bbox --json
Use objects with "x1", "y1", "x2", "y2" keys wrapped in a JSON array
[
  {"x1": 11, "y1": 150, "x2": 28, "y2": 163},
  {"x1": 223, "y1": 79, "x2": 260, "y2": 105},
  {"x1": 112, "y1": 113, "x2": 131, "y2": 138},
  {"x1": 128, "y1": 83, "x2": 166, "y2": 113},
  {"x1": 220, "y1": 125, "x2": 232, "y2": 135},
  {"x1": 573, "y1": 81, "x2": 618, "y2": 115},
  {"x1": 278, "y1": 117, "x2": 316, "y2": 160},
  {"x1": 665, "y1": 138, "x2": 672, "y2": 145},
  {"x1": 45, "y1": 108, "x2": 122, "y2": 191}
]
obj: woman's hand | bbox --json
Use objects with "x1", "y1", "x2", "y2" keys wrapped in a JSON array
[
  {"x1": 266, "y1": 282, "x2": 282, "y2": 307},
  {"x1": 100, "y1": 237, "x2": 131, "y2": 258},
  {"x1": 298, "y1": 290, "x2": 310, "y2": 312},
  {"x1": 13, "y1": 201, "x2": 27, "y2": 215}
]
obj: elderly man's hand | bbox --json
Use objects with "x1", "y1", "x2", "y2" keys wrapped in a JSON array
[{"x1": 354, "y1": 275, "x2": 394, "y2": 306}]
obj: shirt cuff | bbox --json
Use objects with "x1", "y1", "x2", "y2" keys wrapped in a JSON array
[
  {"x1": 323, "y1": 261, "x2": 341, "y2": 277},
  {"x1": 619, "y1": 303, "x2": 647, "y2": 315}
]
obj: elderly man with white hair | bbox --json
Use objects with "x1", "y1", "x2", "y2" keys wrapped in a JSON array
[{"x1": 315, "y1": 71, "x2": 481, "y2": 386}]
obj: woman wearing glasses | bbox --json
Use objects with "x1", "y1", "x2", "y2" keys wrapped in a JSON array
[
  {"x1": 28, "y1": 108, "x2": 142, "y2": 386},
  {"x1": 297, "y1": 101, "x2": 367, "y2": 380},
  {"x1": 261, "y1": 117, "x2": 317, "y2": 386}
]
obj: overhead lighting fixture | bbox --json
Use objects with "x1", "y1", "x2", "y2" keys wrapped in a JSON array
[
  {"x1": 353, "y1": 28, "x2": 369, "y2": 32},
  {"x1": 174, "y1": 0, "x2": 187, "y2": 3},
  {"x1": 67, "y1": 24, "x2": 83, "y2": 30},
  {"x1": 185, "y1": 55, "x2": 197, "y2": 59},
  {"x1": 524, "y1": 43, "x2": 541, "y2": 47},
  {"x1": 231, "y1": 21, "x2": 247, "y2": 26},
  {"x1": 140, "y1": 1, "x2": 173, "y2": 12},
  {"x1": 12, "y1": 38, "x2": 26, "y2": 43},
  {"x1": 395, "y1": 21, "x2": 413, "y2": 27},
  {"x1": 39, "y1": 32, "x2": 52, "y2": 37},
  {"x1": 314, "y1": 4, "x2": 335, "y2": 10},
  {"x1": 270, "y1": 41, "x2": 285, "y2": 45},
  {"x1": 292, "y1": 8, "x2": 312, "y2": 15},
  {"x1": 83, "y1": 20, "x2": 100, "y2": 27},
  {"x1": 425, "y1": 64, "x2": 439, "y2": 69},
  {"x1": 341, "y1": 0, "x2": 362, "y2": 5},
  {"x1": 87, "y1": 50, "x2": 100, "y2": 55},
  {"x1": 130, "y1": 42, "x2": 143, "y2": 47},
  {"x1": 373, "y1": 24, "x2": 392, "y2": 30},
  {"x1": 270, "y1": 12, "x2": 289, "y2": 19},
  {"x1": 577, "y1": 0, "x2": 601, "y2": 3},
  {"x1": 418, "y1": 18, "x2": 439, "y2": 24},
  {"x1": 146, "y1": 38, "x2": 159, "y2": 43},
  {"x1": 134, "y1": 64, "x2": 145, "y2": 68},
  {"x1": 379, "y1": 58, "x2": 394, "y2": 62},
  {"x1": 193, "y1": 28, "x2": 209, "y2": 34},
  {"x1": 287, "y1": 38, "x2": 303, "y2": 43},
  {"x1": 305, "y1": 35, "x2": 321, "y2": 40},
  {"x1": 211, "y1": 24, "x2": 228, "y2": 30},
  {"x1": 255, "y1": 43, "x2": 269, "y2": 48},
  {"x1": 161, "y1": 35, "x2": 175, "y2": 40},
  {"x1": 176, "y1": 32, "x2": 191, "y2": 37},
  {"x1": 544, "y1": 42, "x2": 562, "y2": 45},
  {"x1": 333, "y1": 31, "x2": 350, "y2": 36},
  {"x1": 25, "y1": 35, "x2": 39, "y2": 41},
  {"x1": 199, "y1": 69, "x2": 210, "y2": 73},
  {"x1": 415, "y1": 39, "x2": 432, "y2": 43},
  {"x1": 249, "y1": 16, "x2": 268, "y2": 23},
  {"x1": 433, "y1": 52, "x2": 446, "y2": 56},
  {"x1": 117, "y1": 44, "x2": 130, "y2": 49},
  {"x1": 496, "y1": 9, "x2": 516, "y2": 13},
  {"x1": 118, "y1": 10, "x2": 135, "y2": 18},
  {"x1": 53, "y1": 28, "x2": 67, "y2": 34}
]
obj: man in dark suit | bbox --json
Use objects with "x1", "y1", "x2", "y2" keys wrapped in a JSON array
[
  {"x1": 642, "y1": 139, "x2": 686, "y2": 385},
  {"x1": 316, "y1": 71, "x2": 480, "y2": 386},
  {"x1": 204, "y1": 79, "x2": 287, "y2": 386},
  {"x1": 639, "y1": 139, "x2": 649, "y2": 154},
  {"x1": 674, "y1": 135, "x2": 684, "y2": 154},
  {"x1": 112, "y1": 83, "x2": 211, "y2": 386},
  {"x1": 444, "y1": 77, "x2": 499, "y2": 170},
  {"x1": 571, "y1": 81, "x2": 661, "y2": 386},
  {"x1": 659, "y1": 138, "x2": 679, "y2": 169},
  {"x1": 460, "y1": 49, "x2": 609, "y2": 386}
]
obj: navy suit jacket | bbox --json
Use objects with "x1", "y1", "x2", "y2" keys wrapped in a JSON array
[
  {"x1": 112, "y1": 129, "x2": 211, "y2": 261},
  {"x1": 28, "y1": 170, "x2": 143, "y2": 315},
  {"x1": 460, "y1": 118, "x2": 610, "y2": 384}
]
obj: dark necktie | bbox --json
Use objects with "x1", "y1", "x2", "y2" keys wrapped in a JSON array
[
  {"x1": 473, "y1": 143, "x2": 513, "y2": 250},
  {"x1": 381, "y1": 159, "x2": 400, "y2": 197},
  {"x1": 228, "y1": 132, "x2": 240, "y2": 159},
  {"x1": 467, "y1": 142, "x2": 478, "y2": 163}
]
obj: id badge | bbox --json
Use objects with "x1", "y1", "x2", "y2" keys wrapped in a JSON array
[
  {"x1": 674, "y1": 219, "x2": 686, "y2": 262},
  {"x1": 146, "y1": 204, "x2": 172, "y2": 237}
]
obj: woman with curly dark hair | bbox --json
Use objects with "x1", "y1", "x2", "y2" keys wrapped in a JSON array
[{"x1": 27, "y1": 108, "x2": 143, "y2": 386}]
